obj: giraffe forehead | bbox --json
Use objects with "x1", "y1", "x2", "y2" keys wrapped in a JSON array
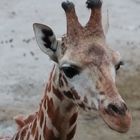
[{"x1": 61, "y1": 44, "x2": 112, "y2": 68}]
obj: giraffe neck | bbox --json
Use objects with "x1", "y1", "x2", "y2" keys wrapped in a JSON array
[{"x1": 12, "y1": 65, "x2": 78, "y2": 140}]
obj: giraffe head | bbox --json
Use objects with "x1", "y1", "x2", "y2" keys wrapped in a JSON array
[{"x1": 33, "y1": 0, "x2": 131, "y2": 133}]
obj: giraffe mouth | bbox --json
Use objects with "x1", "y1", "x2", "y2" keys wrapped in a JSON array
[{"x1": 98, "y1": 102, "x2": 132, "y2": 133}]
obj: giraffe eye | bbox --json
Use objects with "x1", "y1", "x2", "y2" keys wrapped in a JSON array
[
  {"x1": 61, "y1": 66, "x2": 80, "y2": 78},
  {"x1": 115, "y1": 61, "x2": 124, "y2": 71}
]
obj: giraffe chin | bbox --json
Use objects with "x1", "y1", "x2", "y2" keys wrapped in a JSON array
[{"x1": 99, "y1": 104, "x2": 132, "y2": 133}]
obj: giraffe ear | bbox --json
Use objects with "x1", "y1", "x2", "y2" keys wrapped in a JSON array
[{"x1": 33, "y1": 23, "x2": 60, "y2": 62}]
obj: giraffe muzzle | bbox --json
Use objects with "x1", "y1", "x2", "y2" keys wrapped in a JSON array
[{"x1": 99, "y1": 101, "x2": 132, "y2": 133}]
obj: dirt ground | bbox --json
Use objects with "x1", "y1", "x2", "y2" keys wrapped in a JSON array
[{"x1": 0, "y1": 0, "x2": 140, "y2": 139}]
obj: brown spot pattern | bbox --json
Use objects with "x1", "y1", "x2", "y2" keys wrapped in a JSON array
[
  {"x1": 47, "y1": 97, "x2": 54, "y2": 119},
  {"x1": 64, "y1": 91, "x2": 74, "y2": 99},
  {"x1": 53, "y1": 86, "x2": 64, "y2": 101},
  {"x1": 20, "y1": 126, "x2": 27, "y2": 140},
  {"x1": 15, "y1": 132, "x2": 19, "y2": 140},
  {"x1": 43, "y1": 119, "x2": 60, "y2": 140},
  {"x1": 59, "y1": 79, "x2": 64, "y2": 87},
  {"x1": 69, "y1": 113, "x2": 78, "y2": 126},
  {"x1": 59, "y1": 73, "x2": 64, "y2": 87},
  {"x1": 72, "y1": 90, "x2": 80, "y2": 100},
  {"x1": 39, "y1": 109, "x2": 44, "y2": 128},
  {"x1": 34, "y1": 129, "x2": 39, "y2": 140},
  {"x1": 66, "y1": 103, "x2": 75, "y2": 112},
  {"x1": 67, "y1": 125, "x2": 76, "y2": 140},
  {"x1": 26, "y1": 131, "x2": 30, "y2": 140},
  {"x1": 47, "y1": 81, "x2": 52, "y2": 93},
  {"x1": 43, "y1": 98, "x2": 47, "y2": 109},
  {"x1": 46, "y1": 95, "x2": 66, "y2": 133},
  {"x1": 49, "y1": 65, "x2": 55, "y2": 81},
  {"x1": 31, "y1": 118, "x2": 37, "y2": 136},
  {"x1": 39, "y1": 135, "x2": 41, "y2": 140},
  {"x1": 62, "y1": 74, "x2": 68, "y2": 86},
  {"x1": 78, "y1": 102, "x2": 85, "y2": 109},
  {"x1": 84, "y1": 96, "x2": 88, "y2": 104}
]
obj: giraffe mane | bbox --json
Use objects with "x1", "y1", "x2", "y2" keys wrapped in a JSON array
[{"x1": 14, "y1": 113, "x2": 37, "y2": 130}]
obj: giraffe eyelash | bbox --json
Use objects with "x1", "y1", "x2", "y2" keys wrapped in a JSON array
[{"x1": 115, "y1": 61, "x2": 124, "y2": 71}]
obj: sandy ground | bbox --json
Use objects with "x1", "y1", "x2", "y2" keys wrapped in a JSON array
[{"x1": 0, "y1": 0, "x2": 140, "y2": 139}]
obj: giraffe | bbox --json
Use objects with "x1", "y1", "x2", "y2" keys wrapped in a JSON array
[{"x1": 1, "y1": 0, "x2": 132, "y2": 140}]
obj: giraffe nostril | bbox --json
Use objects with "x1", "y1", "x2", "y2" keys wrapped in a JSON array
[
  {"x1": 107, "y1": 103, "x2": 127, "y2": 116},
  {"x1": 121, "y1": 102, "x2": 128, "y2": 111}
]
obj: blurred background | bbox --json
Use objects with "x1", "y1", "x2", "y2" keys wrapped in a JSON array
[{"x1": 0, "y1": 0, "x2": 140, "y2": 139}]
